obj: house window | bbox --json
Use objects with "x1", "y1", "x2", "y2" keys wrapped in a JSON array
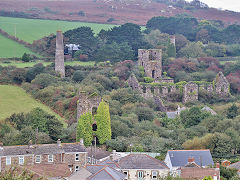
[
  {"x1": 88, "y1": 157, "x2": 91, "y2": 163},
  {"x1": 6, "y1": 157, "x2": 11, "y2": 165},
  {"x1": 35, "y1": 155, "x2": 41, "y2": 163},
  {"x1": 123, "y1": 171, "x2": 128, "y2": 179},
  {"x1": 19, "y1": 156, "x2": 24, "y2": 165},
  {"x1": 48, "y1": 154, "x2": 53, "y2": 162},
  {"x1": 75, "y1": 153, "x2": 79, "y2": 161},
  {"x1": 137, "y1": 171, "x2": 144, "y2": 179},
  {"x1": 152, "y1": 171, "x2": 158, "y2": 179},
  {"x1": 75, "y1": 165, "x2": 79, "y2": 172}
]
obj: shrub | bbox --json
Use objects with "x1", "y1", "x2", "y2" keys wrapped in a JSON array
[
  {"x1": 144, "y1": 77, "x2": 154, "y2": 83},
  {"x1": 21, "y1": 53, "x2": 31, "y2": 62},
  {"x1": 135, "y1": 106, "x2": 155, "y2": 121},
  {"x1": 72, "y1": 70, "x2": 86, "y2": 82},
  {"x1": 32, "y1": 73, "x2": 57, "y2": 88}
]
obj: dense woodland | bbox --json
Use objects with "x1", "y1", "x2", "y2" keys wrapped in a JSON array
[{"x1": 0, "y1": 15, "x2": 240, "y2": 172}]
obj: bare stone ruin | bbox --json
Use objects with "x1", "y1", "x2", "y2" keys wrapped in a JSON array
[
  {"x1": 128, "y1": 48, "x2": 231, "y2": 107},
  {"x1": 77, "y1": 91, "x2": 101, "y2": 120},
  {"x1": 138, "y1": 49, "x2": 162, "y2": 80},
  {"x1": 183, "y1": 82, "x2": 198, "y2": 103},
  {"x1": 55, "y1": 30, "x2": 65, "y2": 78},
  {"x1": 138, "y1": 49, "x2": 174, "y2": 83},
  {"x1": 215, "y1": 72, "x2": 230, "y2": 97}
]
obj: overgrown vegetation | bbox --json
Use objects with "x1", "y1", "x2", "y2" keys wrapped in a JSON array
[{"x1": 0, "y1": 14, "x2": 240, "y2": 163}]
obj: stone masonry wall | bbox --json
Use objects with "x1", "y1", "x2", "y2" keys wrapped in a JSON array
[
  {"x1": 128, "y1": 72, "x2": 230, "y2": 105},
  {"x1": 128, "y1": 49, "x2": 231, "y2": 107},
  {"x1": 77, "y1": 92, "x2": 101, "y2": 120},
  {"x1": 215, "y1": 72, "x2": 230, "y2": 97},
  {"x1": 64, "y1": 152, "x2": 87, "y2": 169},
  {"x1": 182, "y1": 82, "x2": 198, "y2": 103},
  {"x1": 138, "y1": 49, "x2": 162, "y2": 80}
]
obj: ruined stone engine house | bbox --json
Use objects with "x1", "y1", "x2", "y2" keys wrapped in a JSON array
[{"x1": 128, "y1": 49, "x2": 230, "y2": 105}]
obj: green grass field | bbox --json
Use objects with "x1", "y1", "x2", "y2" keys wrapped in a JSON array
[
  {"x1": 0, "y1": 16, "x2": 117, "y2": 43},
  {"x1": 0, "y1": 34, "x2": 39, "y2": 58},
  {"x1": 0, "y1": 85, "x2": 66, "y2": 125},
  {"x1": 219, "y1": 60, "x2": 238, "y2": 65},
  {"x1": 0, "y1": 60, "x2": 95, "y2": 68}
]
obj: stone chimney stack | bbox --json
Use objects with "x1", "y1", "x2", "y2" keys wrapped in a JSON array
[
  {"x1": 216, "y1": 162, "x2": 220, "y2": 169},
  {"x1": 28, "y1": 140, "x2": 33, "y2": 148},
  {"x1": 57, "y1": 139, "x2": 62, "y2": 147},
  {"x1": 170, "y1": 35, "x2": 176, "y2": 46},
  {"x1": 55, "y1": 30, "x2": 65, "y2": 78},
  {"x1": 188, "y1": 157, "x2": 195, "y2": 163}
]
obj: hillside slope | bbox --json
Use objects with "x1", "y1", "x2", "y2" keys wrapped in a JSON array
[
  {"x1": 0, "y1": 34, "x2": 38, "y2": 58},
  {"x1": 0, "y1": 85, "x2": 65, "y2": 125},
  {"x1": 0, "y1": 17, "x2": 116, "y2": 43},
  {"x1": 0, "y1": 0, "x2": 239, "y2": 25}
]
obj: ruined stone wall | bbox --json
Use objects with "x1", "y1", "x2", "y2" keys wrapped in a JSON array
[
  {"x1": 130, "y1": 53, "x2": 230, "y2": 106},
  {"x1": 138, "y1": 49, "x2": 162, "y2": 80},
  {"x1": 215, "y1": 72, "x2": 230, "y2": 97},
  {"x1": 77, "y1": 92, "x2": 101, "y2": 120},
  {"x1": 183, "y1": 82, "x2": 198, "y2": 103},
  {"x1": 55, "y1": 30, "x2": 65, "y2": 78},
  {"x1": 138, "y1": 84, "x2": 177, "y2": 99},
  {"x1": 199, "y1": 84, "x2": 214, "y2": 94},
  {"x1": 128, "y1": 74, "x2": 141, "y2": 92}
]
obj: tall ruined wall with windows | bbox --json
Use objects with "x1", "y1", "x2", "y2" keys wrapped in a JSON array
[
  {"x1": 77, "y1": 91, "x2": 101, "y2": 120},
  {"x1": 138, "y1": 49, "x2": 162, "y2": 80},
  {"x1": 128, "y1": 48, "x2": 231, "y2": 106}
]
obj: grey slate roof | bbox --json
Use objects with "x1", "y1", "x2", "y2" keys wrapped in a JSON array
[
  {"x1": 167, "y1": 150, "x2": 214, "y2": 167},
  {"x1": 167, "y1": 112, "x2": 178, "y2": 119},
  {"x1": 119, "y1": 154, "x2": 169, "y2": 169},
  {"x1": 0, "y1": 143, "x2": 86, "y2": 156},
  {"x1": 97, "y1": 159, "x2": 120, "y2": 169},
  {"x1": 201, "y1": 106, "x2": 217, "y2": 115},
  {"x1": 229, "y1": 161, "x2": 240, "y2": 170},
  {"x1": 68, "y1": 168, "x2": 92, "y2": 180},
  {"x1": 87, "y1": 166, "x2": 126, "y2": 180},
  {"x1": 62, "y1": 143, "x2": 86, "y2": 153},
  {"x1": 86, "y1": 147, "x2": 111, "y2": 160},
  {"x1": 86, "y1": 165, "x2": 107, "y2": 174}
]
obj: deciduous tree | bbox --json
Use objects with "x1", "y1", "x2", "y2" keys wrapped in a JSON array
[
  {"x1": 95, "y1": 100, "x2": 112, "y2": 144},
  {"x1": 76, "y1": 112, "x2": 93, "y2": 147}
]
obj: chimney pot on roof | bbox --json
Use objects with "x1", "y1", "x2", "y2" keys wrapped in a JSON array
[
  {"x1": 57, "y1": 139, "x2": 61, "y2": 147},
  {"x1": 216, "y1": 162, "x2": 220, "y2": 169},
  {"x1": 80, "y1": 138, "x2": 84, "y2": 146},
  {"x1": 28, "y1": 140, "x2": 33, "y2": 148},
  {"x1": 112, "y1": 150, "x2": 116, "y2": 154},
  {"x1": 188, "y1": 157, "x2": 195, "y2": 163}
]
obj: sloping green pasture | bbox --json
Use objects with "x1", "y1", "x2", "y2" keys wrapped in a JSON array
[
  {"x1": 0, "y1": 60, "x2": 94, "y2": 68},
  {"x1": 0, "y1": 34, "x2": 38, "y2": 58},
  {"x1": 0, "y1": 16, "x2": 117, "y2": 43},
  {"x1": 0, "y1": 85, "x2": 65, "y2": 125}
]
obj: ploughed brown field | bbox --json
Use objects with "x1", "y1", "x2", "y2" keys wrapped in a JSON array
[{"x1": 0, "y1": 0, "x2": 240, "y2": 25}]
